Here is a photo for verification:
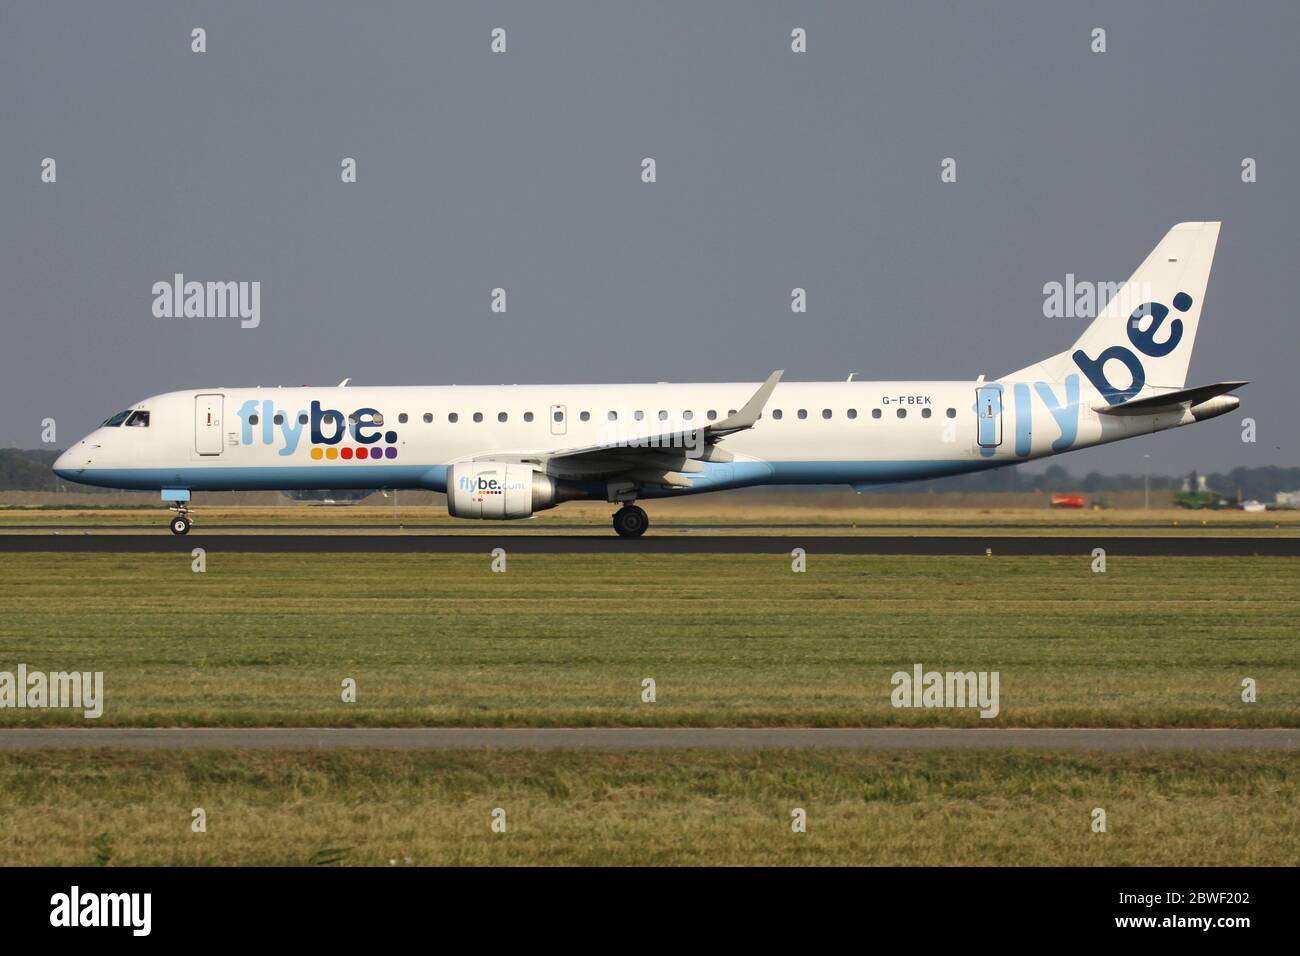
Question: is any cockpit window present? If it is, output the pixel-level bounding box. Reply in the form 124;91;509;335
125;410;150;427
102;409;133;427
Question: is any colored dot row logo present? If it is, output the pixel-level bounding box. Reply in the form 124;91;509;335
310;446;398;461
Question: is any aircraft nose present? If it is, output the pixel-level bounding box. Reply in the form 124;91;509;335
52;449;74;479
53;444;88;479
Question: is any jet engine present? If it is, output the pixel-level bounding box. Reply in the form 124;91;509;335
446;462;562;519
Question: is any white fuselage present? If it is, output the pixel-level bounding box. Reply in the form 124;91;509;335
52;377;1223;501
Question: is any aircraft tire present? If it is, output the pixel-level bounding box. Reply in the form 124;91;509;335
612;505;648;538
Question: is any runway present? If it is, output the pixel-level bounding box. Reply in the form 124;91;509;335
0;728;1295;751
1;534;1297;555
1;520;1287;531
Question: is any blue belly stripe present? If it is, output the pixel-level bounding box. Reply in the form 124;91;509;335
58;458;1005;496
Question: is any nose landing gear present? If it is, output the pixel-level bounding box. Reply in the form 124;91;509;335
612;504;648;538
168;503;192;535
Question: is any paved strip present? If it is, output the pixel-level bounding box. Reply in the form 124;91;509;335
0;728;1295;751
0;534;1295;555
1;521;1287;531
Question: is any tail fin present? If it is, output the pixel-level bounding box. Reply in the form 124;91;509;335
1006;222;1221;403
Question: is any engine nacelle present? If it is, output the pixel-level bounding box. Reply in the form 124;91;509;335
446;463;558;519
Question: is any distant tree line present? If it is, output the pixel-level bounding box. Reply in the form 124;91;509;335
0;448;64;490
3;447;1299;500
882;463;1300;500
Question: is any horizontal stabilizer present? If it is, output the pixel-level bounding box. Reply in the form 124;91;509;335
1094;380;1247;416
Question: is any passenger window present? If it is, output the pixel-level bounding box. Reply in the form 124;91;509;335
897;408;907;418
658;410;668;421
553;410;564;423
125;411;150;427
449;413;459;423
474;412;484;423
872;409;882;419
946;408;957;418
249;414;259;425
498;412;508;423
299;413;309;425
847;409;858;419
707;410;717;421
921;408;932;419
822;409;832;419
634;411;644;421
524;412;534;422
273;413;283;426
580;411;590;422
398;413;408;424
423;413;433;423
608;411;618;421
797;409;808;420
772;409;783;420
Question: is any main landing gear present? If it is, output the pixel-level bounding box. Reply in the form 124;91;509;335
168;502;192;535
612;504;649;538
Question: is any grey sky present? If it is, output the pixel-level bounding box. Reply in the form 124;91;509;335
2;1;1296;476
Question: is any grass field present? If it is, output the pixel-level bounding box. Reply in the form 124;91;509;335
2;552;1295;727
0;749;1294;866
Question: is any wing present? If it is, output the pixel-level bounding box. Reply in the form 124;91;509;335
456;370;783;490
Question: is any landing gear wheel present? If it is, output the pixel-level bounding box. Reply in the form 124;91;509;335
170;515;191;535
612;505;648;538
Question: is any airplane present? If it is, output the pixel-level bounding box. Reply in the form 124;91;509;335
53;222;1245;537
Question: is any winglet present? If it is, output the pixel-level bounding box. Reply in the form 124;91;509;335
710;370;783;436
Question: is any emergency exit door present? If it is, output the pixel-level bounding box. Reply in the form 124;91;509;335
976;385;1002;448
195;393;224;455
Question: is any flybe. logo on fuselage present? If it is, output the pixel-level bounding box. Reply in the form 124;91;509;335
236;399;399;460
1072;293;1192;404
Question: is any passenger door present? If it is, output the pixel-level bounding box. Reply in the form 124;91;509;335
195;394;224;455
976;385;1002;449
